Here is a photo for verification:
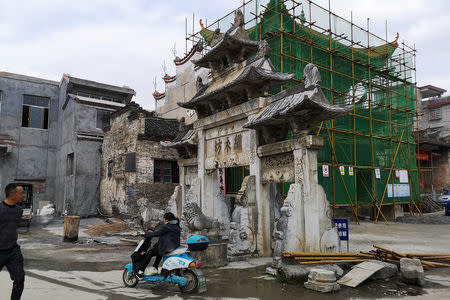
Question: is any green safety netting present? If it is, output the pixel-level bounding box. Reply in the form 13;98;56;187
200;0;419;207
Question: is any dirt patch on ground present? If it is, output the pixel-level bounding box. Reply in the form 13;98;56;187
396;211;450;224
84;222;131;236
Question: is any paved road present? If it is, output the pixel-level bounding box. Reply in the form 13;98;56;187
1;216;450;299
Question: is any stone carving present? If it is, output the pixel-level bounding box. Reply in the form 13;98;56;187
166;185;182;218
183;201;220;232
228;176;257;257
215;139;222;154
224;137;231;153
304;63;322;89
262;153;294;168
136;197;164;228
233;134;242;151
185;177;201;205
272;202;293;268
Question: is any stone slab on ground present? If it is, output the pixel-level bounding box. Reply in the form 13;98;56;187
400;258;425;286
365;259;399;280
265;267;278;276
304;268;340;293
338;261;384;288
304;281;340;293
280;264;344;282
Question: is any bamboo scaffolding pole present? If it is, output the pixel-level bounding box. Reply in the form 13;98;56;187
298;259;369;265
186;0;418;216
294;256;370;260
374;130;405;223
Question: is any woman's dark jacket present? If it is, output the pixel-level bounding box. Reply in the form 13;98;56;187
145;220;180;255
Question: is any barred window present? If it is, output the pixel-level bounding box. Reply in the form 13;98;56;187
429;107;442;120
154;160;179;183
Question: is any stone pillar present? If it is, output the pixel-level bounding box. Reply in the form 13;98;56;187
293;133;324;252
179;162;186;206
198;129;206;213
248;128;271;256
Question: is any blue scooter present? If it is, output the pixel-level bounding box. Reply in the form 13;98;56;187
122;234;208;294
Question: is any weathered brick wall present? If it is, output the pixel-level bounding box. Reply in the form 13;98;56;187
100;108;180;217
135;182;179;209
434;149;450;192
136;140;178;184
100;109;142;215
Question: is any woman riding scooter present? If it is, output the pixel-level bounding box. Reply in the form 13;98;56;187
136;212;180;280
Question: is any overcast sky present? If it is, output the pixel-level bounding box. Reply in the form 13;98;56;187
1;0;449;109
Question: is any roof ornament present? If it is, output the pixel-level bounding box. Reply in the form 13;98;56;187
172;43;179;59
210;28;221;47
196;76;205;92
304;63;322;89
153;76;157;91
257;40;271;59
162;60;167;76
234;9;244;27
300;7;306;25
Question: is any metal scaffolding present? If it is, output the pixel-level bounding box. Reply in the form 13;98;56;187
186;0;421;223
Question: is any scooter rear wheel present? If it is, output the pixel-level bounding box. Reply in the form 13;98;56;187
178;270;198;294
122;269;139;287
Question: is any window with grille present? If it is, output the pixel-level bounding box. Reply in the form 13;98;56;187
429;107;442;120
225;166;250;194
125;153;136;172
154;160;179;183
22;95;50;129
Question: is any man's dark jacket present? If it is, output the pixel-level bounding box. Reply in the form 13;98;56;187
145;220;180;255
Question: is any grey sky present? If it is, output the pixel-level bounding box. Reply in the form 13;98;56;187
1;0;449;109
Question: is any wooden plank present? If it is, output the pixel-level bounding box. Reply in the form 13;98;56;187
337;261;384;288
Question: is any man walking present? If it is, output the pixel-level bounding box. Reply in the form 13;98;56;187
0;183;25;300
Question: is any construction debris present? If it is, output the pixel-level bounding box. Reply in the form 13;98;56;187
282;245;450;268
419;195;443;213
400;258;425;286
84;221;131;236
304;268;340;293
337;261;384;287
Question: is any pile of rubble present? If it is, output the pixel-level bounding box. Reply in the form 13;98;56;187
84;218;132;236
269;245;450;293
419;195;443;213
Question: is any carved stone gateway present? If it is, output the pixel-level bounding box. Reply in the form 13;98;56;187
244;63;352;267
162;8;352;263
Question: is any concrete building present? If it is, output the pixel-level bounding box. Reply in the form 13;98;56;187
0;71;135;216
99;103;180;218
0;72;60;213
417;85;450;195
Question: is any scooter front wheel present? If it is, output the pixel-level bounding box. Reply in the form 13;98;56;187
122;269;139;287
178;270;198;294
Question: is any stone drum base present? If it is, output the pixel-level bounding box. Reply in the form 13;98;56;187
189;234;228;267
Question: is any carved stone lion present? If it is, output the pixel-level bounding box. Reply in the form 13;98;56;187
183;201;220;232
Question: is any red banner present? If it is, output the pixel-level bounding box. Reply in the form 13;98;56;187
415;150;430;161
